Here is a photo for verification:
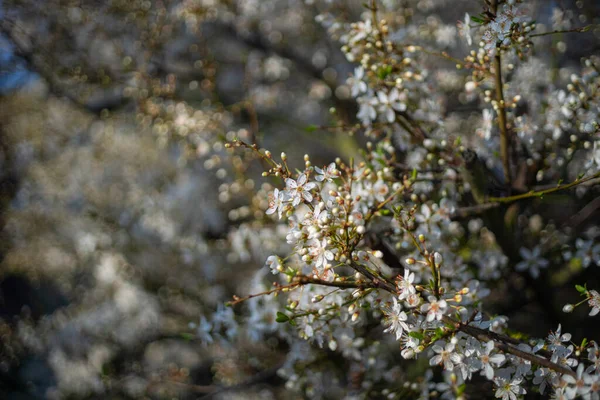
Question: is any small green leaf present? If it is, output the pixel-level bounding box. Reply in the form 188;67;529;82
180;333;195;341
305;124;318;133
411;168;418;181
377;65;393;80
575;284;587;294
470;15;485;24
409;331;425;340
276;311;290;323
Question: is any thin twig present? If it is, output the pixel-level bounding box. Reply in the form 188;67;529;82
530;25;597;38
488;171;600;204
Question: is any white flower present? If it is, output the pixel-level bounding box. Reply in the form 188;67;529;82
372;179;390;202
377;88;407;123
357;93;378;125
459;12;473;46
397;269;416;300
586;341;600;373
265;255;283;275
315;162;338;182
479;341;505;380
494;377;526;400
347;66;367;97
310;238;334;269
349;19;372;44
421;296;448;322
588;290;600;316
573;238;600;268
382;297;409;340
547;324;572;351
533;367;556;395
266;188;284;218
285;173;317;206
515;246;549;278
196;315;214;345
477;108;494;140
562;364;593;399
429;341;462;370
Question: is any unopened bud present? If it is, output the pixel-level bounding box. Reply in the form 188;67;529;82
405;257;416;265
312;295;324;303
433;252;443;268
562;304;574;313
418;234;425;243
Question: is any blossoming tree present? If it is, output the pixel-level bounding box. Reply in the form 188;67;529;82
2;0;600;398
217;1;600;399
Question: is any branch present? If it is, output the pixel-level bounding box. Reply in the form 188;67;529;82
487;171;600;204
450;202;501;220
293;275;379;290
491;0;511;187
227;282;300;306
451;318;576;378
530;25;597;38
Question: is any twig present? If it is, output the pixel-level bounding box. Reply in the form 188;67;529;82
487;171;600;204
293;275;378;290
530;25;597;38
226;283;300;306
452;319;575;378
450;202;501;220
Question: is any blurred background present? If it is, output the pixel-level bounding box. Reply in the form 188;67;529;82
1;0;600;399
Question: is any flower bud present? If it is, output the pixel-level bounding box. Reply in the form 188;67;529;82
433;252;443;268
312;295;324;303
562;304;574;313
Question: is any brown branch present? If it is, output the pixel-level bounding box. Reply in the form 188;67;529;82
488;171;600;203
530;25;597;38
491;0;511;187
226;283;300;306
450;202;501;220
293;275;379;290
451;319;575;378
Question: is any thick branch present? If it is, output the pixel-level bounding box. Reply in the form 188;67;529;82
491;0;511;187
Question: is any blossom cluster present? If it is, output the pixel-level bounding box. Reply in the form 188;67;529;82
203;1;600;399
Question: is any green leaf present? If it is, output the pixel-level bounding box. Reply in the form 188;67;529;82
180;332;195;341
377;65;393;80
575;284;587;294
276;311;290;323
305;124;318;133
411;168;418;181
470;15;485;24
409;331;425;340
